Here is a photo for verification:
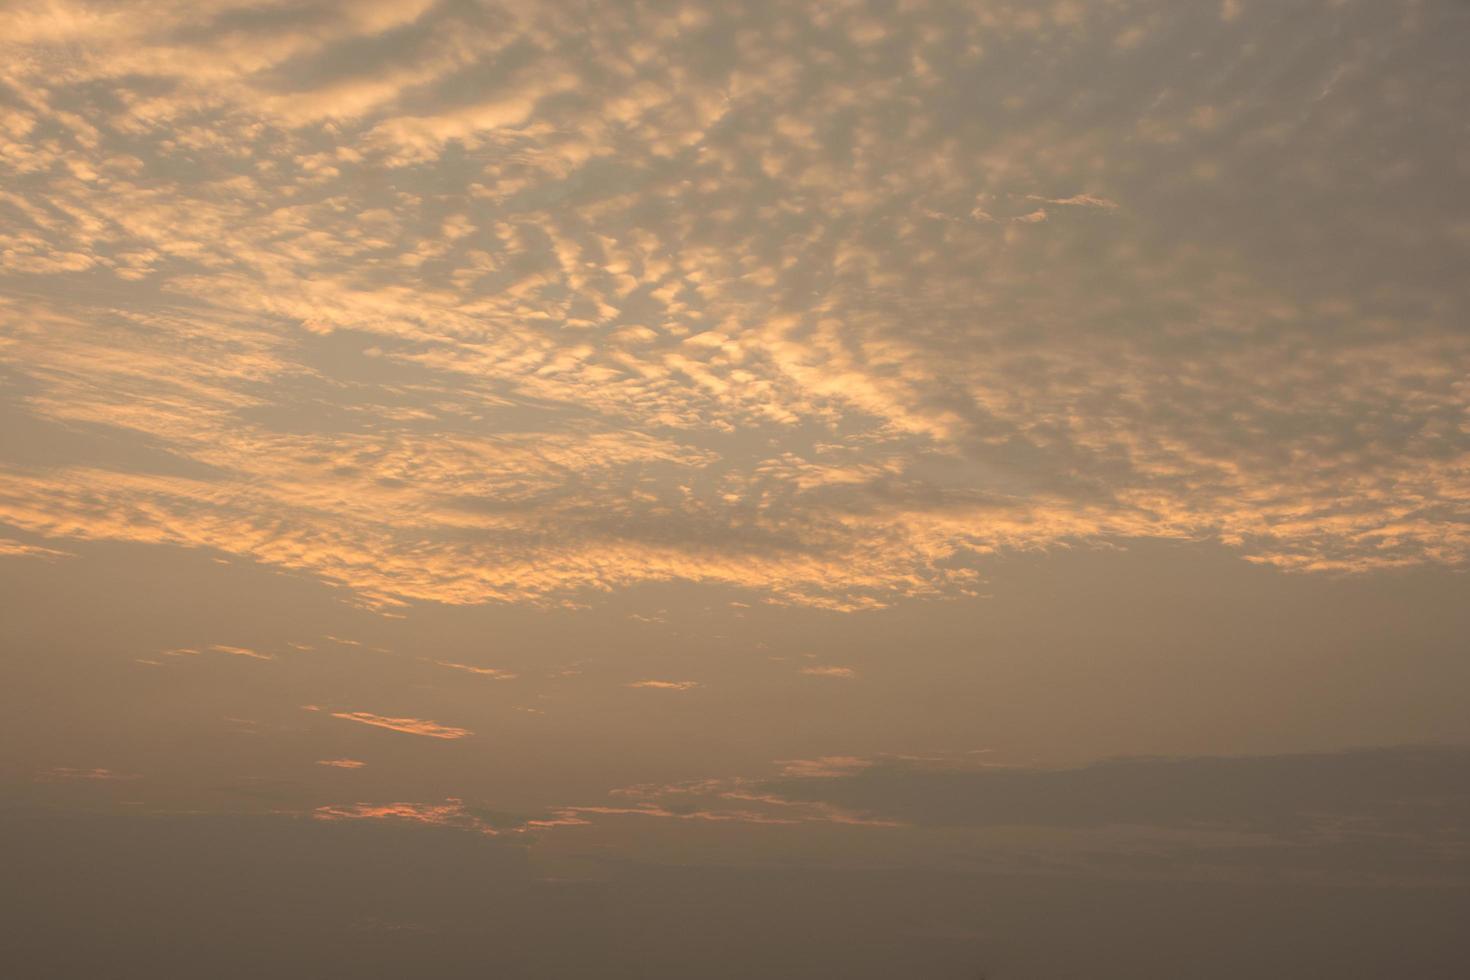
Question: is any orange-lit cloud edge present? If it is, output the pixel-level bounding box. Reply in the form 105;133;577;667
0;0;1464;615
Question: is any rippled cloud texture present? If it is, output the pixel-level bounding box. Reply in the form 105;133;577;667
2;0;1466;611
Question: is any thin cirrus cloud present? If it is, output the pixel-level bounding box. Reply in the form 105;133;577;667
800;666;856;680
328;711;473;740
0;0;1464;615
434;660;517;680
313;799;498;836
776;756;873;778
0;537;70;559
626;680;700;691
208;644;274;661
35;767;139;782
316;759;366;769
153;645;272;662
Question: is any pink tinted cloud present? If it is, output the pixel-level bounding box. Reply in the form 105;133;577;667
329;711;473;739
800;665;856;679
777;756;873;778
313;798;496;835
435;660;518;679
36;767;139;782
209;644;274;661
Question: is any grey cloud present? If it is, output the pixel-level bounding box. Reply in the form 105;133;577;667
762;745;1470;843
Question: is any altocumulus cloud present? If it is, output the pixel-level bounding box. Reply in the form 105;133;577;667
0;0;1465;612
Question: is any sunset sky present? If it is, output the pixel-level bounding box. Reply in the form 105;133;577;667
2;1;1468;976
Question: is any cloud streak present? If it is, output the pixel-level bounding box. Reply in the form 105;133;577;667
800;666;856;679
313;798;497;835
328;711;472;740
434;661;517;680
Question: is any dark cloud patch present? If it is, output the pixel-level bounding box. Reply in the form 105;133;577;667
764;745;1470;842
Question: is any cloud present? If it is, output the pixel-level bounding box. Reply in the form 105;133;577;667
35;767;139;782
776;756;872;778
540;803;802;827
328;711;472;740
761;746;1470;839
316;759;366;769
0;537;70;559
565;746;1470;885
799;666;856;679
313;798;497;835
434;661;517;680
208;644;273;661
593;773;903;830
1026;193;1120;210
0;0;1465;614
626;680;699;691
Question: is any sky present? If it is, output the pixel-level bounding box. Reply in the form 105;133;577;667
1;0;1467;976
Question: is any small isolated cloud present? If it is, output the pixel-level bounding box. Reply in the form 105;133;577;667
436;660;517;680
36;767;138;782
209;644;274;661
800;666;857;679
317;759;366;769
329;711;473;739
1026;193;1120;210
627;680;700;691
597;773;901;829
777;756;873;778
313;798;497;836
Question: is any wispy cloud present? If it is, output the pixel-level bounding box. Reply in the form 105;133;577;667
35;767;138;782
316;759;367;769
313;798;497;835
435;661;517;680
1025;193;1120;210
0;537;70;559
777;756;873;778
209;644;273;661
329;711;472;740
800;666;856;679
626;680;700;691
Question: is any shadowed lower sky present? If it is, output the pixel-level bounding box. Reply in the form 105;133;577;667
1;1;1468;976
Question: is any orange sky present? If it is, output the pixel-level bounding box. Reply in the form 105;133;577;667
2;1;1467;976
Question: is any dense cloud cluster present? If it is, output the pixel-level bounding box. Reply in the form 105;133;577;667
2;0;1466;608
